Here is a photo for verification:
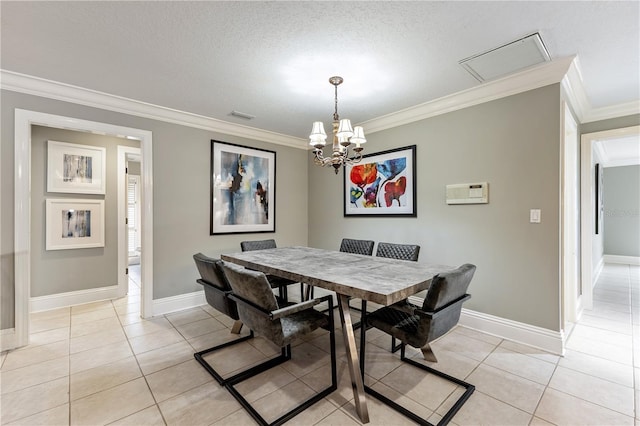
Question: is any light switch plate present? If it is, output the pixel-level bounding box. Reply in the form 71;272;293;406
530;209;541;223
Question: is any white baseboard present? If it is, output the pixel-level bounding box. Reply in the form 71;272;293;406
457;308;565;355
603;255;640;265
152;290;206;317
1;328;17;351
30;285;120;313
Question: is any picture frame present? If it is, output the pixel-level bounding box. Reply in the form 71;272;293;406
46;198;105;250
210;140;276;234
344;145;417;217
47;140;106;194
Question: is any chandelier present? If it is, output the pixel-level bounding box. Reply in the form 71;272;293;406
309;76;366;174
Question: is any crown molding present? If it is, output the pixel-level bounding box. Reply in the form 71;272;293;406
562;57;640;123
593;139;607;163
3;59;638;144
360;56;576;134
583;100;640;123
0;70;307;149
561;57;590;122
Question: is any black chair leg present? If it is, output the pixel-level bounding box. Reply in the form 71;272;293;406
194;330;255;385
361;341;474;426
224;311;338;426
391;336;402;353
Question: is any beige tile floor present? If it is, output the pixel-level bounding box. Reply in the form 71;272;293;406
1;263;638;425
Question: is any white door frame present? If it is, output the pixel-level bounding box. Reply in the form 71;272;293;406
561;102;580;325
117;146;141;297
580;125;640;313
14;109;154;348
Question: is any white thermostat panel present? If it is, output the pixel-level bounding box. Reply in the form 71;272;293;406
446;182;489;204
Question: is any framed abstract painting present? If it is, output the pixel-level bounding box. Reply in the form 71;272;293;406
210;140;276;234
344;145;417;217
47;140;106;194
46;198;105;250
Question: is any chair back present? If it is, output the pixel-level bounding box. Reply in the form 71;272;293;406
220;261;285;343
421;263;475;341
240;239;277;251
339;238;375;256
376;242;420;261
193;253;239;320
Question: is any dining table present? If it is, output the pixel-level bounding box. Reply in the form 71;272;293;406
221;246;454;424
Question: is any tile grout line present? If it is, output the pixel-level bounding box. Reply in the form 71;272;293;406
113;286;168;425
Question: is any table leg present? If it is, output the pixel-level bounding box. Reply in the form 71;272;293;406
337;293;369;424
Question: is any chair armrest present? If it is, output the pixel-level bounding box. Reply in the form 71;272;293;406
415;294;471;318
269;295;332;320
228;294;272;318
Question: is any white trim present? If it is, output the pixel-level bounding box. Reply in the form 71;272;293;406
359;56;575;134
603;255;640;265
14;110;31;348
604;157;640;168
1;70;305;150
152;290;206;317
580;133;595;311
30;286;119;313
458;308;565;356
1;329;17;352
406;296;564;355
118;146;141;299
562;54;640;122
560;57;590;123
561;101;580;325
4;58;637;150
14;109;154;350
584;101;640;124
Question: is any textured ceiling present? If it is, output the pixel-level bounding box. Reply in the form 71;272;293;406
1;1;639;140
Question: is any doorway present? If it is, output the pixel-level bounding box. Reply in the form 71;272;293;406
117;146;142;299
580;125;640;314
13;109;154;349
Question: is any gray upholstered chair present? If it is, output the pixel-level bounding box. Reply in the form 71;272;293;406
360;264;476;426
240;239;299;301
376;241;420;261
340;238;375;256
374;242;420;350
192;253;254;385
334;238;376;321
221;261;337;426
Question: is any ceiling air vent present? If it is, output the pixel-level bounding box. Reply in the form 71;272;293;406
459;32;551;82
230;110;255;120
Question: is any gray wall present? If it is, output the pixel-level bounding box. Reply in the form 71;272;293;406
581;114;640;135
309;84;562;331
603;165;640;257
30;126;139;297
1;90;309;329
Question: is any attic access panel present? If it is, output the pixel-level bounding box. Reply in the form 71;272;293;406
459;32;551;82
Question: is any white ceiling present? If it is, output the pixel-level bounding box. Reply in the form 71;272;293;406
596;134;640;167
1;1;639;140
